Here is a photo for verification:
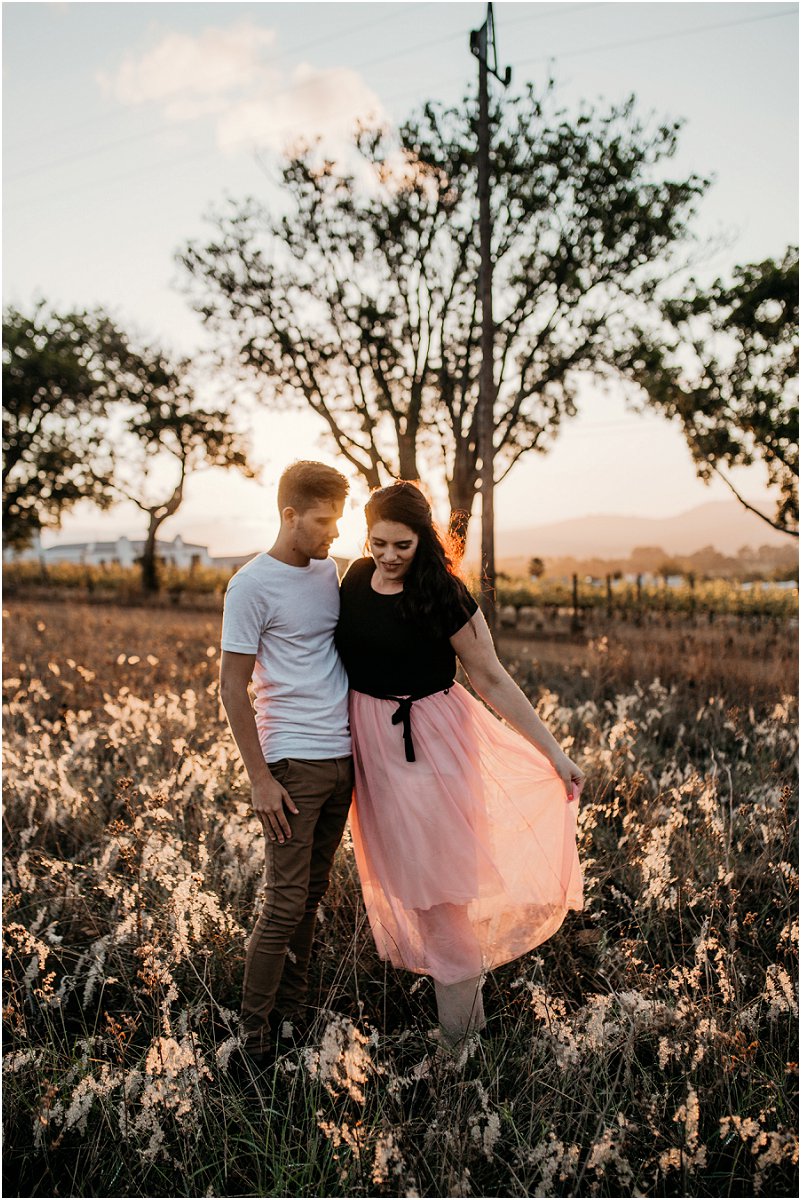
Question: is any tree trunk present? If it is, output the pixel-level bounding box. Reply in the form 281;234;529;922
448;506;472;559
448;459;478;561
138;472;185;595
141;513;162;594
397;432;419;482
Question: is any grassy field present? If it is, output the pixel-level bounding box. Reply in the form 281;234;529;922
2;599;798;1198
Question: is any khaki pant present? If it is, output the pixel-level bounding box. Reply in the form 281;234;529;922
241;755;353;1055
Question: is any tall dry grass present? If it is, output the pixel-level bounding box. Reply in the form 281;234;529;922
2;599;797;1198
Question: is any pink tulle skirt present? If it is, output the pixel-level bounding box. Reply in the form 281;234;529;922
348;683;584;985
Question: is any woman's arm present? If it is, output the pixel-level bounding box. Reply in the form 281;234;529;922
450;611;584;800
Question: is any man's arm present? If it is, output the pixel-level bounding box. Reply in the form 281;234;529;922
219;650;299;843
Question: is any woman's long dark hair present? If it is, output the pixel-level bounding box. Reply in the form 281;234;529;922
365;481;475;636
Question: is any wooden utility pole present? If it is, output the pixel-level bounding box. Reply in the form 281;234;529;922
470;3;510;637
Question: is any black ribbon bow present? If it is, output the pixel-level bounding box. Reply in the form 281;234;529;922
390;696;416;763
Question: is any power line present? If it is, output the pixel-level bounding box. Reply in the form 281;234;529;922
399;4;796;103
342;2;596;72
5;2;597;182
516;2;796;69
3;3;412;158
4;84;389;215
7;126;190;182
5;5;796;215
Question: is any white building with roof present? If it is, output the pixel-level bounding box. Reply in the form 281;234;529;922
4;533;212;568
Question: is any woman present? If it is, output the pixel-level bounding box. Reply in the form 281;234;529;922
335;482;584;1049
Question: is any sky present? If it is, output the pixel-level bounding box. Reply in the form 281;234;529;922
3;0;798;559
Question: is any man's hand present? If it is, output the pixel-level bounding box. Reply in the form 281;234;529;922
251;774;300;844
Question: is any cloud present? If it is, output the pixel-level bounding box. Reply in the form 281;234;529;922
100;24;385;158
98;23;279;121
216;62;384;157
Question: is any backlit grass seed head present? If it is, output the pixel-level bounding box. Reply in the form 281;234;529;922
4;922;50;987
214;1037;239;1073
33;1087;63;1152
126;1032;213;1156
317;1117;370;1183
752;1132;799;1196
635;805;688;911
370;1129;407;1185
585;1116;635;1194
524;1132;582;1192
658;1085;708;1176
720;1115;799;1195
763;964;798;1019
304;1015;381;1102
774;860;799;887
3;1048;43;1073
777;917;799;951
470;1108;502;1160
79;934;112;1006
63;1065;124;1136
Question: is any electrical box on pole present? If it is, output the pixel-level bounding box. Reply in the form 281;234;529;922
470;3;510;639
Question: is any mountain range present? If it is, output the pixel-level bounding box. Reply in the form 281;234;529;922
486;500;793;561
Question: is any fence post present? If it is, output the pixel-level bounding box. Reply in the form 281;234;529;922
571;573;581;633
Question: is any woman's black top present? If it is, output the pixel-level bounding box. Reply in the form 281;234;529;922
335;557;478;697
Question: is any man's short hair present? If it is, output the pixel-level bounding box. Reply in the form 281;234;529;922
277;460;349;515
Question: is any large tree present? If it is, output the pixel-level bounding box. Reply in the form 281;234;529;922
3;305;150;548
179;82;708;544
3;305;254;588
620;246;798;537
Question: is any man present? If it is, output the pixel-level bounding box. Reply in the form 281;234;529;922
220;460;353;1063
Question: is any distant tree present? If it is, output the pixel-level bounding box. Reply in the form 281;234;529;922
757;542;795;567
685;544;732;575
2;304;253;590
3;305;150;549
528;556;545;580
623;246;798;537
179;82;707;546
657;557;682;583
629;545;670;574
114;360;255;592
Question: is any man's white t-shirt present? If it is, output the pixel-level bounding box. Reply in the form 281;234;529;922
221;553;351;762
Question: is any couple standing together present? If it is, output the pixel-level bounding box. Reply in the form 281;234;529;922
220;460;584;1062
